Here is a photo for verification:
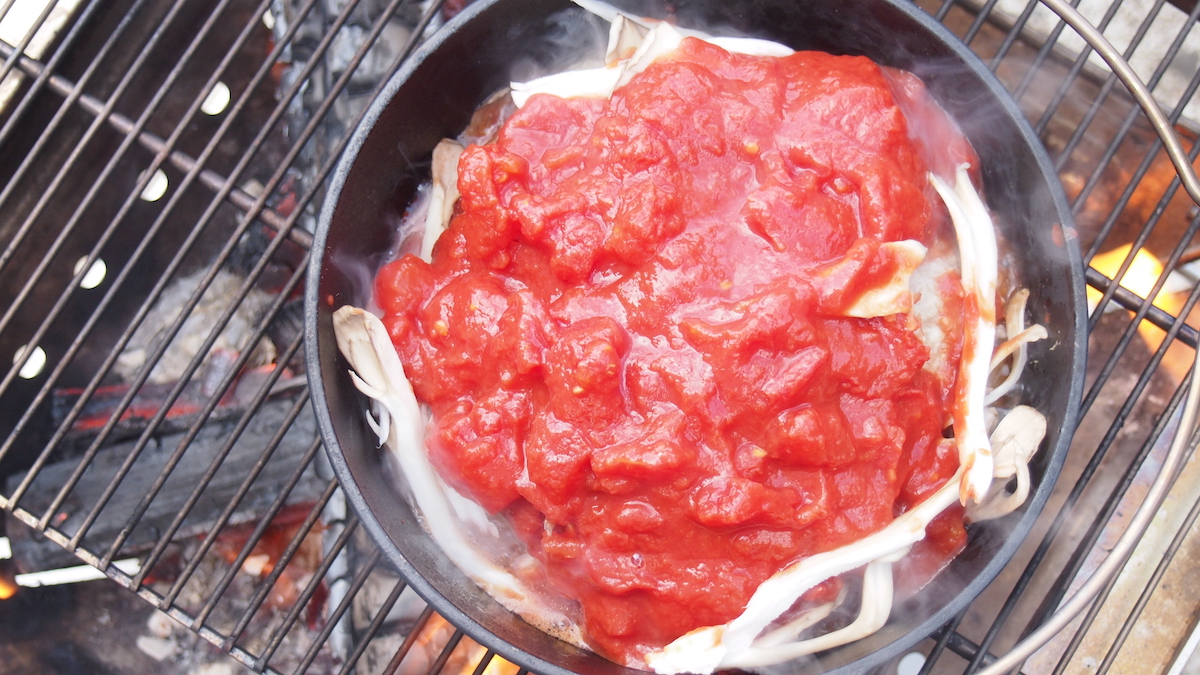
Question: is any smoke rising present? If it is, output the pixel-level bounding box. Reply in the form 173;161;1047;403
506;6;611;84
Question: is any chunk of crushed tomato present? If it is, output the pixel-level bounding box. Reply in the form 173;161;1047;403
375;39;970;666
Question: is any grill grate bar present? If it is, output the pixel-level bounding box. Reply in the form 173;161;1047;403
65;0;435;548
429;629;468;675
0;0;104;148
0;1;16;31
55;245;309;546
1078;82;1200;336
213;478;341;640
1031;0;1138;138
1078;118;1183;266
336;576;410;675
1050;569;1118;675
0;0;342;523
1087;253;1200;426
1021;361;1191;647
1094;438;1200;673
1009;4;1067;99
935;0;956;22
158;427;321;608
4;0;1200;672
1067;15;1200;266
985;0;1046;72
469;651;501;675
0;0;235;360
946;630;1002;669
1029;0;1140;139
255;512;361;668
1079;147;1200;412
0;0;333;493
291;548;383;675
120;326;309;578
136;381;314;586
0;1;461;672
0;0;318;488
1081;189;1200;419
119;567;328;674
0;1;254;490
139;579;282;672
24;0;386;525
93;260;309;565
919;616;967;675
1023;370;1195;642
383;604;439;675
2;0;326;480
6;0;448;547
0;0;177;295
1053;1;1193;183
964;242;1200;670
959;359;1189;670
0;11;279;480
1054;429;1200;674
26;0;425;529
1085;267;1200;346
921;6;1200;667
931;5;1187;664
472;648;501;672
962;0;1008;47
0;0;57;86
0;15;300;240
5;504;274;670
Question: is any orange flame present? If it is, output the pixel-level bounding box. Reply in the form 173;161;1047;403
1090;244;1191;381
396;614;521;675
1088;245;1181;316
0;575;16;600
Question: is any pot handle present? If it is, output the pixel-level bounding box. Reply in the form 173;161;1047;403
1038;0;1200;205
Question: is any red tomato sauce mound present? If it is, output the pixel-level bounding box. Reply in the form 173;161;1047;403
375;38;972;666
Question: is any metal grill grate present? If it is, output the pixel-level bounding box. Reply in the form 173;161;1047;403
2;0;1200;673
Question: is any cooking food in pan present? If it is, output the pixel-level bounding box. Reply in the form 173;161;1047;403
330;5;1051;672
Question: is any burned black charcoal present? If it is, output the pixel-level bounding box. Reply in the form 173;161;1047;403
266;300;307;374
48;381;242;458
227;225;274;278
6;399;324;573
0;584;71;640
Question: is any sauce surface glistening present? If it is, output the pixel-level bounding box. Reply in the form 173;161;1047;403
375;38;969;666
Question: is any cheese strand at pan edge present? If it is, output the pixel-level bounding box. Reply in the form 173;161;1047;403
510;10;792;107
332;306;587;649
931;165;998;506
645;467;964;674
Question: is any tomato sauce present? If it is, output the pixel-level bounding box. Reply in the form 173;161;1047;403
375;38;968;666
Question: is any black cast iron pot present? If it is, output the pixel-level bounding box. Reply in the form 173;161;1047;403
305;1;1086;672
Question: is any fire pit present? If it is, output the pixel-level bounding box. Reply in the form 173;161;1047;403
2;0;1200;673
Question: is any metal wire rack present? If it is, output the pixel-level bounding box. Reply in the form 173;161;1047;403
3;0;1200;673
